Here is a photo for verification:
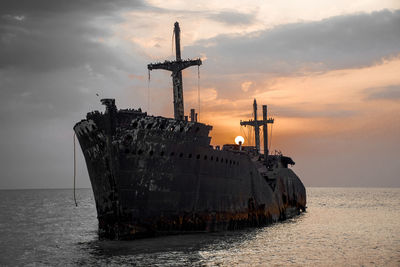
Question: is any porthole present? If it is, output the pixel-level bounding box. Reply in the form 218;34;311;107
216;157;219;162
196;154;200;159
160;151;165;156
204;155;207;160
188;154;192;158
211;156;214;161
138;149;143;155
179;153;183;158
149;150;154;156
170;152;175;156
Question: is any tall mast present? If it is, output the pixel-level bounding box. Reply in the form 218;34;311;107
241;99;274;164
148;22;202;121
174;22;181;61
262;105;270;166
253;99;261;152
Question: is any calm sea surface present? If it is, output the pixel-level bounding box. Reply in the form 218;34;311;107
0;187;399;266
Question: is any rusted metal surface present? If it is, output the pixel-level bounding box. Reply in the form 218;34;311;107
74;99;306;240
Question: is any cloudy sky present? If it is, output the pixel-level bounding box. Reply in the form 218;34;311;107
0;0;399;189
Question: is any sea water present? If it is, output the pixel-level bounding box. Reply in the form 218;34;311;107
0;188;399;266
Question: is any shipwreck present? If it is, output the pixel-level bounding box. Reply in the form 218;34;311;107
74;22;306;239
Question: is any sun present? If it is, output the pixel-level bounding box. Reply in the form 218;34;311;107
235;135;244;145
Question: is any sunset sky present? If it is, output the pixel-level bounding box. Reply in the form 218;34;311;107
0;0;399;189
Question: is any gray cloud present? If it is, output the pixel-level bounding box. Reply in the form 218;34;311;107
0;0;145;17
0;0;145;72
208;11;255;25
364;85;400;101
187;9;400;75
0;0;149;125
0;0;150;189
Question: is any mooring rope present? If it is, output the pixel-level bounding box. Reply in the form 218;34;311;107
73;132;78;207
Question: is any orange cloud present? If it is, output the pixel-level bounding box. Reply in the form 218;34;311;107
193;57;400;149
241;81;253;92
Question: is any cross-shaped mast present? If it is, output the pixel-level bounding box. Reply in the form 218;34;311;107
147;22;202;121
240;99;274;166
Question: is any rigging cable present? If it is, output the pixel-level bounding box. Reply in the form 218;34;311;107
269;122;273;151
172;29;175;57
240;125;248;145
73;132;78;207
248;126;252;146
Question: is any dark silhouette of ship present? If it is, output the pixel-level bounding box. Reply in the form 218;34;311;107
74;22;306;239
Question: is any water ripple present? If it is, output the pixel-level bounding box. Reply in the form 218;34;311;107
0;188;399;266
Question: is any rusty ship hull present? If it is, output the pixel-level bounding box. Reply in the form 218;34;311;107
74;100;306;240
